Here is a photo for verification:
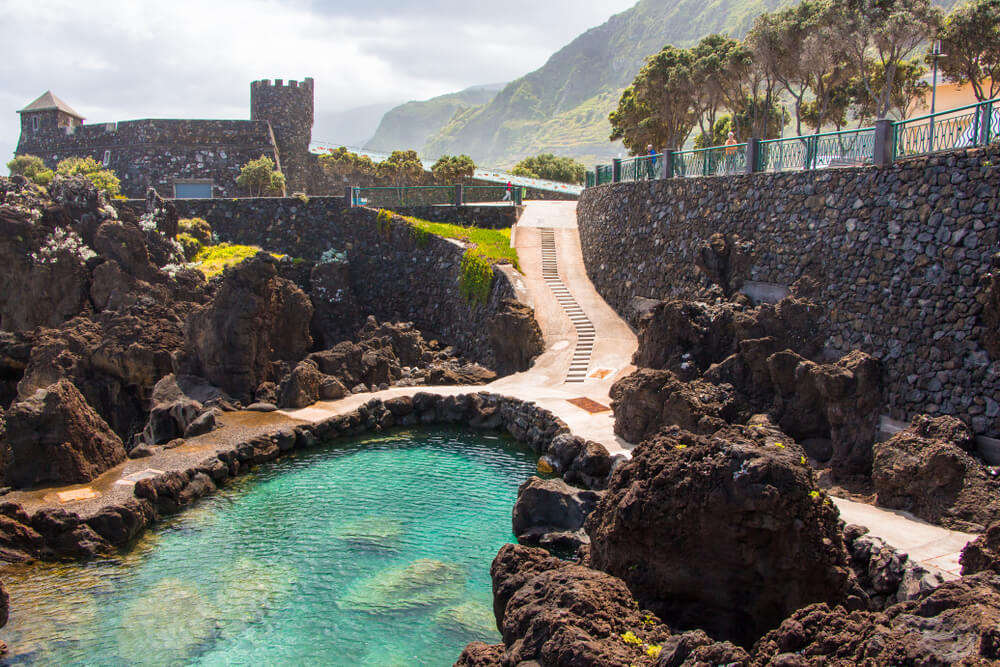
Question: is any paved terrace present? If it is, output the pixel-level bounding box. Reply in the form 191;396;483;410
4;202;977;578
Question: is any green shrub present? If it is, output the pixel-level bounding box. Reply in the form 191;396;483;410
409;225;431;248
176;232;203;261
459;250;494;306
376;208;393;236
178;217;213;245
192;242;284;278
55;156;121;197
7;155;54;186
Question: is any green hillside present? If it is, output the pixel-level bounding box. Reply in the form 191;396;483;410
423;0;797;167
365;85;503;153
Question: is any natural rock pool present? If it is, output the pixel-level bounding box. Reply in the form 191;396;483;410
0;427;540;665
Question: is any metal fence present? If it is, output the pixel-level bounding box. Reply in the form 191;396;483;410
587;96;1000;187
894;98;998;160
673;144;747;177
350;185;520;207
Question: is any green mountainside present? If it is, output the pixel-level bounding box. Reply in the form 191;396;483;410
421;0;796;167
364;85;503;153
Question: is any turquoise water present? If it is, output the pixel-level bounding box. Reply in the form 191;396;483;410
0;428;540;666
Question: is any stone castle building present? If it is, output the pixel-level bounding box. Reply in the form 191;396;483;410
14;78;316;199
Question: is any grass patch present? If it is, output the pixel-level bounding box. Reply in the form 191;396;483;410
399;215;519;270
192;243;284;278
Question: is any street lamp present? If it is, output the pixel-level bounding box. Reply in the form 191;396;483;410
929;39;946;151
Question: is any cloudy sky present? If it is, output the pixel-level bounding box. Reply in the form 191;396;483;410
1;0;637;163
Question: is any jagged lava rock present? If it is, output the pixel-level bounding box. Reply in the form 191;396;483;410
486;298;544;375
4;379;125;487
586;423;858;647
873;414;1000;532
182;253;313;402
961;522;1000;575
511;476;603;551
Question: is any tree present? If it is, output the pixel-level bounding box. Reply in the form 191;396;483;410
318;147;377;179
7;155;53;186
690;35;751;141
431;154;476;184
376;150;426;189
938;0;1000;101
236;155;285;197
831;0;941;119
510;154;585;184
850;58;929;121
56;156;121;197
611;46;699;153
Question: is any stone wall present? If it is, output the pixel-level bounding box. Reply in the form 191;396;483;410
578;145;1000;438
391;205;520;229
16;119;278;199
165;197;517;367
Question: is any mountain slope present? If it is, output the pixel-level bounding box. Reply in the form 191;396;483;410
365;85;503;153
423;0;796;167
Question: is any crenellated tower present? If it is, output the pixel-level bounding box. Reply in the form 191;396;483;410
250;77;314;192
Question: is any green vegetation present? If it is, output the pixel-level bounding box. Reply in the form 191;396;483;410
179;217;212;244
365;85;501;154
611;0;943;153
236;155;285;197
55;156;122;197
6;155;53;186
376;150;425;188
430;154;476;184
192;243;284;278
459;250;494;305
938;0;1000;101
510;154;585;184
376;208;393;236
400;216;518;269
318;146;378;180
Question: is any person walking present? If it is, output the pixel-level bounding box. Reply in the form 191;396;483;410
646;144;657;179
502;181;512;201
724;131;739;174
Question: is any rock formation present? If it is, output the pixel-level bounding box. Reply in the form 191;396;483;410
981;252;1000;360
4;379;125;486
511;476;603;551
586;421;859;646
961;522;1000;575
181;252;313;402
873;415;1000;532
695;232;753;297
486;299;544;375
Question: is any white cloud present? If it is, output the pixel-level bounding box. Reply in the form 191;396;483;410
0;0;636;163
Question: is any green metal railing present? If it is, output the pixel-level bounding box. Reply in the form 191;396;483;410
586;171;595;188
464;186;518;204
595;164;614;185
586;95;1000;188
758;127;875;172
618;154;667;181
673;144;747;177
893;98;998;159
353;186;454;208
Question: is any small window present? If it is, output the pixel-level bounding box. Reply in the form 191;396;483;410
102;150;111;166
31;117;38;131
174;182;214;199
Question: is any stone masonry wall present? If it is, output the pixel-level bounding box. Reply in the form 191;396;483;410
166;197;517;367
578;145;1000;438
17;119;278;199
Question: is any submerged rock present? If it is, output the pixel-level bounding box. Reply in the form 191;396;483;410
116;579;218;666
339;558;464;613
333;516;404;550
434;601;498;640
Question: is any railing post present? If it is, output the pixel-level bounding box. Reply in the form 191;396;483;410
980;101;993;145
514;186;523;205
873;119;894;167
746;139;760;174
344;186;354;208
454;183;464;207
612;158;622;183
664;151;675;178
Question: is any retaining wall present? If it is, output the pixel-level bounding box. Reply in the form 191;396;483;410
166;197;517;367
578;145;1000;437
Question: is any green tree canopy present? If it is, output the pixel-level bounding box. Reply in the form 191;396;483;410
431;154;476;184
850;58;929;121
376;150;425;188
938;0;1000;101
831;0;941;119
510;154;585;184
56;156;121;197
318;147;377;178
7;154;54;186
236;155;285;197
611;45;699;153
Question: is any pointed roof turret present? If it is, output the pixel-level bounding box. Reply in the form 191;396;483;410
17;91;84;120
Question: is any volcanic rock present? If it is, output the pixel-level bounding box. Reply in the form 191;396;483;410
695;232;753;297
586;423;858;646
4;379;126;487
310;258;362;348
751;573;1000;666
487;299;544;375
181;253;313;402
511;476;603;551
981;252;1000;360
609;368;741;443
873;414;1000;532
961;522;1000;575
426;362;497;385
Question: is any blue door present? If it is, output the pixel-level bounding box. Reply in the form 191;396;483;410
174;183;213;198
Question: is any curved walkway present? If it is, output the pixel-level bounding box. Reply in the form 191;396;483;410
3;200;978;580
